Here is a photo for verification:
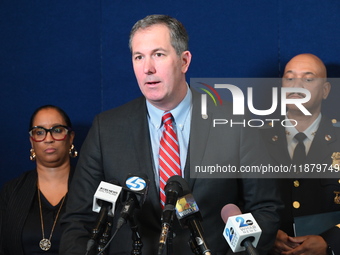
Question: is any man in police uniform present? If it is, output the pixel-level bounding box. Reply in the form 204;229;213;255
260;53;340;255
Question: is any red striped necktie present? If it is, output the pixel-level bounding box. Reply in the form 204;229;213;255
159;111;181;208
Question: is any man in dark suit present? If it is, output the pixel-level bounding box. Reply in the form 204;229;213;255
260;53;340;255
60;14;282;255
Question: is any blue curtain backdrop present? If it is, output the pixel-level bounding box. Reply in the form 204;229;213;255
1;0;340;187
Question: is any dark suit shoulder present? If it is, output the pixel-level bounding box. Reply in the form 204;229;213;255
99;96;145;118
0;169;36;195
111;96;145;113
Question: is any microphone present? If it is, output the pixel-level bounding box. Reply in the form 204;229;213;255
91;174;149;255
86;180;122;254
116;173;150;230
221;204;261;255
158;175;186;255
92;180;122;217
175;186;211;255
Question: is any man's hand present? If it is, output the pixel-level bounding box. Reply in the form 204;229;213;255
281;235;328;255
270;230;300;255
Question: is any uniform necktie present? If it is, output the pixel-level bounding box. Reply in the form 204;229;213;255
159;112;181;208
292;132;307;166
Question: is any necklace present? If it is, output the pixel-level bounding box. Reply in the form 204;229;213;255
37;186;66;251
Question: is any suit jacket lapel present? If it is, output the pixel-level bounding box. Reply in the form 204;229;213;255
187;89;214;189
128;98;160;206
131;89;215;197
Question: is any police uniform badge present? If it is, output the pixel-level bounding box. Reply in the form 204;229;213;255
331;152;340;170
334;191;340;205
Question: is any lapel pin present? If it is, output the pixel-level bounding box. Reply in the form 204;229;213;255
325;135;332;141
272;135;278;142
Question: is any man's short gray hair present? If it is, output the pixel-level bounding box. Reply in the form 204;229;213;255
129;14;189;56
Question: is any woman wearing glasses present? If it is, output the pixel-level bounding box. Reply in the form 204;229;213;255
0;105;77;255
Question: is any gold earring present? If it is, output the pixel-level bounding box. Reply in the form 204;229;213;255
30;148;36;161
69;144;78;158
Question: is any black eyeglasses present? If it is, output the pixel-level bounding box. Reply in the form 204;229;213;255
29;125;71;142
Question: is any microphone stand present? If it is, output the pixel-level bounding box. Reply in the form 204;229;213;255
188;232;212;255
129;216;143;255
166;227;174;255
189;236;201;255
97;217;114;255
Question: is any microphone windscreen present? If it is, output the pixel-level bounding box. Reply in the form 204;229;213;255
221;203;242;223
165;175;189;194
123;173;150;208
